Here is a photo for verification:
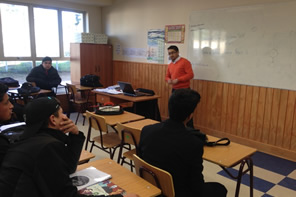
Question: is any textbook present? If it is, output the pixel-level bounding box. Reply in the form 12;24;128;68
70;166;111;190
78;179;126;196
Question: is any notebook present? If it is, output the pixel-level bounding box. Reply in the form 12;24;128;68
117;81;151;97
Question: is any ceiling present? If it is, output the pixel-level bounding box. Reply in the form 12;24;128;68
55;0;113;6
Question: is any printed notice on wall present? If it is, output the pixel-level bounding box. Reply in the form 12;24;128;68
147;29;165;64
165;24;185;43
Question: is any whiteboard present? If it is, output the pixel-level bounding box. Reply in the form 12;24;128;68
188;1;296;91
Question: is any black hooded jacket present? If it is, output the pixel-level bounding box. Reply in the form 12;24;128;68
26;65;61;90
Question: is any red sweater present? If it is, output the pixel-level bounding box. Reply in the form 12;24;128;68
165;57;194;89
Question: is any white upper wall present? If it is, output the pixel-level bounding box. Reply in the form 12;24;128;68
102;0;294;63
4;0;102;33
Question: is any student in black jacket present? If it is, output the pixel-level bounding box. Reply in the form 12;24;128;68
139;89;227;197
0;97;138;197
26;56;61;91
0;83;14;166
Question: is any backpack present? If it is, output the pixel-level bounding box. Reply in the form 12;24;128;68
17;82;40;95
80;74;103;87
0;77;19;87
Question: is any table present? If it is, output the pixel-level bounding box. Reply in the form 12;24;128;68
203;136;257;197
92;111;145;127
92;90;160;104
8;89;53;104
78;150;95;165
92;90;161;121
77;158;161;197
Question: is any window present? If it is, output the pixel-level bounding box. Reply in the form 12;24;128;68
62;11;84;57
0;3;85;85
0;4;31;57
0;61;33;84
34;7;60;57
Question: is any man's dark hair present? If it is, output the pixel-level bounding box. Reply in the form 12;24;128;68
167;45;179;52
0;83;8;102
168;89;201;122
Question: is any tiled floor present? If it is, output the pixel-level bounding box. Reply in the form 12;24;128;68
73;113;296;197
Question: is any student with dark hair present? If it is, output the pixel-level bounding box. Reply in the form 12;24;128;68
0;83;14;166
26;56;61;91
0;97;138;197
139;89;227;197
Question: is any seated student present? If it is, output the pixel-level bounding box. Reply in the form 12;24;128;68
26;56;61;92
0;97;138;197
139;89;227;197
0;83;14;166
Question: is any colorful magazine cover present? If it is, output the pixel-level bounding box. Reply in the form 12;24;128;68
78;180;126;196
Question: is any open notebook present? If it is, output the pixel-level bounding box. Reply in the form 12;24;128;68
70;166;111;190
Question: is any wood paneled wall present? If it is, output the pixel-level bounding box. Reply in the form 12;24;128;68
113;60;296;161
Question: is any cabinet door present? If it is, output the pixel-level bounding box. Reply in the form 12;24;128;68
95;45;113;87
80;44;98;76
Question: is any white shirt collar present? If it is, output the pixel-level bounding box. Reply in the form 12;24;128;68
172;56;181;64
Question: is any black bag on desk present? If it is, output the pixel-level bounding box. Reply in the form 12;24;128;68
17;82;40;95
80;74;103;88
136;88;155;96
0;77;19;87
188;128;230;147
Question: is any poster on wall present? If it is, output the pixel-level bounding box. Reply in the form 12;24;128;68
147;29;165;64
122;47;147;58
165;24;185;43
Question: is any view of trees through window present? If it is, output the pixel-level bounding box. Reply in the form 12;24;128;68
0;3;85;84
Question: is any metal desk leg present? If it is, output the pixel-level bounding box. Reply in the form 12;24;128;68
221;157;254;197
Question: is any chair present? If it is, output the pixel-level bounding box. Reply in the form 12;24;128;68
116;122;142;171
65;83;90;125
133;154;175;197
85;111;122;160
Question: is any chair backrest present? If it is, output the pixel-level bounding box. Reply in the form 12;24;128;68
65;83;78;100
116;122;141;146
85;111;108;133
133;154;175;197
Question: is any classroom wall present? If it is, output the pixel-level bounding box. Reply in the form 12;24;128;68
102;0;294;62
4;0;102;33
102;0;296;161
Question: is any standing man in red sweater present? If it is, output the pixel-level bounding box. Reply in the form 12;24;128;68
166;45;195;127
165;45;194;91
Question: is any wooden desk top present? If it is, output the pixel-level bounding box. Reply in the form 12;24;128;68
60;81;96;91
122;119;159;131
91;111;145;126
77;158;161;197
92;90;160;103
203;136;257;168
79;150;95;164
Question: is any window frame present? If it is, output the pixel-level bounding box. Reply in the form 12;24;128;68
0;1;86;67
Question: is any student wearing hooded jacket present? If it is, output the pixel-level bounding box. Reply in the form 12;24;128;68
26;56;62;91
0;97;138;197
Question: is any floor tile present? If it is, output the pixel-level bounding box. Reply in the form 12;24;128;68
288;170;296;179
252;152;296;176
278;177;296;191
218;168;275;193
266;184;296;197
